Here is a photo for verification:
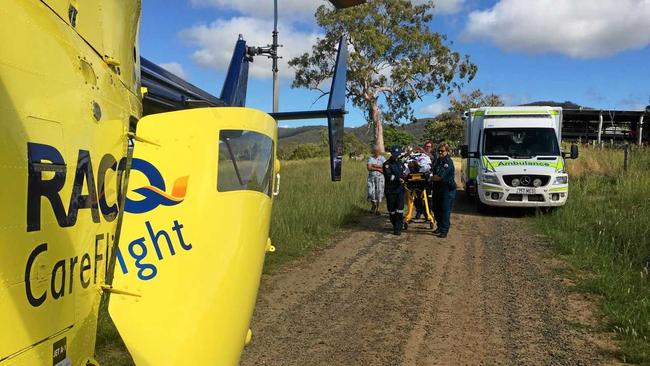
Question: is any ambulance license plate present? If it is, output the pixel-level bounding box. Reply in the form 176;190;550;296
516;187;536;194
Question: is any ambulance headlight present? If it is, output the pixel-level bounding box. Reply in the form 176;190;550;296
481;173;499;185
533;178;542;187
554;175;568;185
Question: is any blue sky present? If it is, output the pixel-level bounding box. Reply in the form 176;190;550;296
140;0;650;127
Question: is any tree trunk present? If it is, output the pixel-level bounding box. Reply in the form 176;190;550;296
370;100;384;152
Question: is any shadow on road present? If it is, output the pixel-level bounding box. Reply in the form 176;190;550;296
452;189;538;218
356;187;543;236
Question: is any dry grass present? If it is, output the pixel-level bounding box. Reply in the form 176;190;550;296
565;145;623;178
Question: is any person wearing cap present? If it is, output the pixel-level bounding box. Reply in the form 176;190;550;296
383;145;406;235
430;142;457;238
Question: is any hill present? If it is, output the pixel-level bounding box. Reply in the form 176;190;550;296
521;101;586;109
278;119;428;153
277;100;587;153
278;126;325;147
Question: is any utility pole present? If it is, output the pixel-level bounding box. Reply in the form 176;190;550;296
250;0;363;113
247;0;281;113
272;0;279;113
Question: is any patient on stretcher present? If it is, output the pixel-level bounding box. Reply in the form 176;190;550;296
402;152;433;224
403;152;432;175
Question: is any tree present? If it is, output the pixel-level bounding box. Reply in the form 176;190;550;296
425;89;504;148
343;133;369;155
424;112;463;148
289;0;477;152
322;128;370;155
383;124;415;147
448;89;504;114
288;143;327;160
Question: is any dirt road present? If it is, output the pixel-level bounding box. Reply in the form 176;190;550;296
241;191;619;366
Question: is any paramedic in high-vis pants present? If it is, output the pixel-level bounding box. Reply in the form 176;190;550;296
431;143;457;238
383;145;406;236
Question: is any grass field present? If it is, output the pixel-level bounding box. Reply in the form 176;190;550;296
532;145;650;364
265;158;368;271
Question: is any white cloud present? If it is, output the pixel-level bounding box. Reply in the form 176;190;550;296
159;62;188;79
189;0;323;21
180;17;320;79
463;0;650;58
180;0;463;81
434;0;464;14
419;100;449;116
416;0;465;14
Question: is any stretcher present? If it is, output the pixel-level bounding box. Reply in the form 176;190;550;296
403;173;435;230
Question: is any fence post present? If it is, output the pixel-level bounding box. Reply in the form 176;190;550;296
597;112;603;144
638;115;644;147
624;144;629;171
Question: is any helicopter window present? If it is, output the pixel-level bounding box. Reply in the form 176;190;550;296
218;130;274;196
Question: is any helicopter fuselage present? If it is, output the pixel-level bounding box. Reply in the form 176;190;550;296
0;1;140;365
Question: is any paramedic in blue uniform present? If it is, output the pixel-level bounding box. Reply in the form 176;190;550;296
430;143;456;238
383;145;406;236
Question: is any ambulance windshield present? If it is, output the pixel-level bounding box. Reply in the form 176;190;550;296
483;128;560;158
218;130;274;196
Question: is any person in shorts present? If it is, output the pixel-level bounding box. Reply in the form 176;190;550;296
366;145;385;215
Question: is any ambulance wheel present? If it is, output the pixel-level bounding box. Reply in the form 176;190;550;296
539;207;555;215
477;200;490;214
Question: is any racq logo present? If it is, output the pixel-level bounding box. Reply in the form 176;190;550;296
117;158;193;281
23;145;193;307
125;158;189;214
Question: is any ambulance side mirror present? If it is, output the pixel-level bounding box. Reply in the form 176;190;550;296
570;144;579;159
460;145;478;159
563;144;579;159
460;145;468;158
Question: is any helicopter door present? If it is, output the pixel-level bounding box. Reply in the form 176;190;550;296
109;107;277;365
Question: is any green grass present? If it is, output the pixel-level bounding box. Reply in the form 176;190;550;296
532;146;650;364
95;158;369;363
96;299;133;365
265;158;368;271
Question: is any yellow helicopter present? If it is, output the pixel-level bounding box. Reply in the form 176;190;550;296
0;0;360;365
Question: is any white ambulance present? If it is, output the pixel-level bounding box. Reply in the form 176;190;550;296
460;106;579;208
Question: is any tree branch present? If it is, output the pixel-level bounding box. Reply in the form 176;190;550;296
310;88;330;106
375;86;395;94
